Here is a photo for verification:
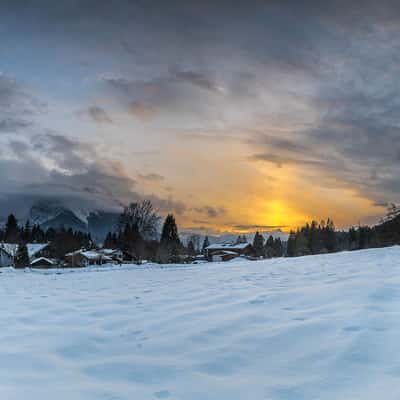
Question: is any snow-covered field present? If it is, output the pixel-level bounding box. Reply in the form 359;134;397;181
2;247;400;399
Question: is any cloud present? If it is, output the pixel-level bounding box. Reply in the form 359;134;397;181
0;74;41;133
129;101;157;121
99;69;223;121
194;206;226;218
138;173;165;182
173;70;222;92
4;0;400;227
0;132;188;219
81;106;113;124
233;224;288;231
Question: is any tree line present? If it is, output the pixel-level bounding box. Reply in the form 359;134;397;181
0;214;93;260
3;201;400;265
285;205;400;257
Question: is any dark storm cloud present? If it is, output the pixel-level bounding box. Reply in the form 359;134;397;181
0;71;186;218
0;131;188;218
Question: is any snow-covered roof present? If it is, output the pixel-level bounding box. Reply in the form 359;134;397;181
205;242;251;251
212;250;239;256
80;251;102;260
100;248;121;255
65;249;81;257
0;243;19;257
27;243;49;258
0;243;49;258
65;249;101;259
30;257;56;266
65;249;116;261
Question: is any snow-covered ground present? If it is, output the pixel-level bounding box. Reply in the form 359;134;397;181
2;247;400;399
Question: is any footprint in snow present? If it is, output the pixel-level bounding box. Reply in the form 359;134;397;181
154;390;171;398
343;325;362;332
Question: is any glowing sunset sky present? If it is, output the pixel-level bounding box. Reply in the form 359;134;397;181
0;1;399;233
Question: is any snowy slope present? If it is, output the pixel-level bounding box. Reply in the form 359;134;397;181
1;247;400;399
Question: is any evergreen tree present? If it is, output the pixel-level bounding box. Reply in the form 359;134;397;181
235;235;247;244
23;220;31;242
265;235;275;258
103;232;116;249
202;236;210;254
286;231;296;257
324;218;336;252
187;240;196;256
273;238;283;257
14;244;29;268
157;214;182;263
5;214;19;243
253;231;265;257
308;220;320;254
295;231;309;256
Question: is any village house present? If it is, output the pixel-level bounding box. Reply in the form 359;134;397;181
99;248;124;263
0;243;51;267
204;242;255;262
27;243;50;262
64;249;113;267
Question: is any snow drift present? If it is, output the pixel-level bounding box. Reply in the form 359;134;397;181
1;247;400;399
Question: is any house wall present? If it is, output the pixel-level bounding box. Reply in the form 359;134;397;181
30;260;53;268
0;250;14;267
65;254;86;267
65;254;104;267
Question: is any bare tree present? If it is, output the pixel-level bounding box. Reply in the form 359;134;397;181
118;200;161;239
187;234;201;254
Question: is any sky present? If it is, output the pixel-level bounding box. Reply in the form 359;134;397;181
0;0;399;234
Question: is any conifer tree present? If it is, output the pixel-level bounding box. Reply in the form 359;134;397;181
202;236;210;254
157;214;182;263
103;232;116;248
187;240;196;256
5;214;19;243
265;235;275;258
286;231;296;257
253;231;265;257
273;238;283;257
15;244;29;268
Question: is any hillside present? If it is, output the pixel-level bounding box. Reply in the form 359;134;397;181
1;247;400;399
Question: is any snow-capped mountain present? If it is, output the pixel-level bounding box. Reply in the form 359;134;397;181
28;200;86;227
27;200;120;242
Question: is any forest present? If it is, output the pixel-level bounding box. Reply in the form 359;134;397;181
1;201;400;265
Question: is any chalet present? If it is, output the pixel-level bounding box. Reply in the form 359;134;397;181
99;248;123;263
64;249;113;267
205;242;255;262
0;243;51;267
